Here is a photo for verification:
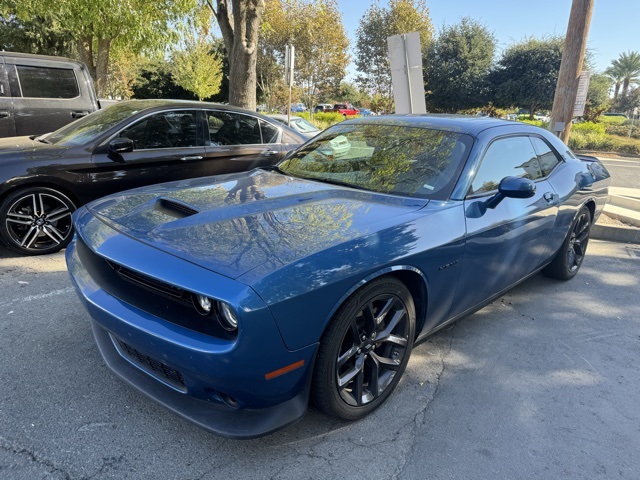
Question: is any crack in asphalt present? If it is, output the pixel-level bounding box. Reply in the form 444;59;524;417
0;435;73;479
391;325;456;480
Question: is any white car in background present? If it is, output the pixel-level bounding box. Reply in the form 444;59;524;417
269;114;322;139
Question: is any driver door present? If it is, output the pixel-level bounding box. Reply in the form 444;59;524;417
450;135;559;318
90;109;206;195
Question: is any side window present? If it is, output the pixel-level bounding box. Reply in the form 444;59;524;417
260;119;280;144
530;136;561;176
15;65;79;99
206;111;262;145
119;110;198;150
470;136;543;195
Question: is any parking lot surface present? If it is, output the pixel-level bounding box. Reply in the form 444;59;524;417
1;240;639;479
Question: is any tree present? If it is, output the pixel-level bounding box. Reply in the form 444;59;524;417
205;0;266;109
582;73;612;122
258;0;350;110
354;0;433;111
131;58;197;100
291;0;350;109
2;0;198;97
612;87;640;115
491;37;564;118
171;7;224;101
0;13;73;56
605;51;640;99
424;18;496;112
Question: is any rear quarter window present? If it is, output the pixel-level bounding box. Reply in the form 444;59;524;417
15;65;79;99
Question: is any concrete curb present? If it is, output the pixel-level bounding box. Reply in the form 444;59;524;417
591;224;640;244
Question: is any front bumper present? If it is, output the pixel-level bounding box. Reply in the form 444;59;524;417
66;209;317;438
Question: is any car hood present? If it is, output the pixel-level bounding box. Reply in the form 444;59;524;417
85;169;428;279
0;135;67;158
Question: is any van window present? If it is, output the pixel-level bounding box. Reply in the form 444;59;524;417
15;65;79;99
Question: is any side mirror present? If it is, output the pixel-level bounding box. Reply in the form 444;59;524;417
485;176;536;209
108;137;134;154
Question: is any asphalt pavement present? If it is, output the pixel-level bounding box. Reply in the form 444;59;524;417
0;239;639;480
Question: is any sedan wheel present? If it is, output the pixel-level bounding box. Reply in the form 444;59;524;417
0;187;76;255
313;277;415;420
543;206;592;280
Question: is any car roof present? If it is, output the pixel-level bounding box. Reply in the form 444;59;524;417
1;51;86;68
343;114;529;136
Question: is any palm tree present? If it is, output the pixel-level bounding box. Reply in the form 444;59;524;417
606;51;640;98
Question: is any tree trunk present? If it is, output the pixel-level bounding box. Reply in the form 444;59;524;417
76;37;95;80
622;78;630;98
228;42;258;108
94;38;111;98
209;0;265;110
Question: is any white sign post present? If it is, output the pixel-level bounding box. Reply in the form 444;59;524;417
387;32;426;114
572;71;591;118
284;45;295;126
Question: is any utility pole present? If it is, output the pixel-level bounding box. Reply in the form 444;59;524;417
549;0;594;143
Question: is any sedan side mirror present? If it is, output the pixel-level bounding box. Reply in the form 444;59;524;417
485;176;536;209
108;137;134;154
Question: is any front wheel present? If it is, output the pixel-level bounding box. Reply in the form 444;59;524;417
543;205;592;280
312;277;415;421
0;187;76;255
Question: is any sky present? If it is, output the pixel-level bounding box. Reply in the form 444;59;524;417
335;0;639;77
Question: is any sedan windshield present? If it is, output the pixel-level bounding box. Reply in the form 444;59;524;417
44;102;147;146
291;118;320;133
279;123;472;199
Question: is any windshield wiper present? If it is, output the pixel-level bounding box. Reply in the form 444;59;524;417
34;135;51;144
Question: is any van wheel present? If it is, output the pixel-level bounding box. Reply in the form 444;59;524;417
0;187;76;255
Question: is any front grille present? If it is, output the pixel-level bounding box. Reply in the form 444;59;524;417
113;336;187;391
106;260;193;305
75;236;237;340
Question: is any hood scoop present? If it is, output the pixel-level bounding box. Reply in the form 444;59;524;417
155;198;200;218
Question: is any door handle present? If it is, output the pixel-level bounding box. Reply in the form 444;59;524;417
71;110;90;118
261;149;279;156
0;110;9;118
180;155;204;161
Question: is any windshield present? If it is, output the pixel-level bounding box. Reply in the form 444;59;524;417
45;102;146;146
292;118;320;133
279;123;472;199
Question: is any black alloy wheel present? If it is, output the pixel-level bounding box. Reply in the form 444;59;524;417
543;205;592;280
0;187;76;255
313;277;415;420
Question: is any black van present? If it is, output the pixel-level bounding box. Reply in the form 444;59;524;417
0;52;99;138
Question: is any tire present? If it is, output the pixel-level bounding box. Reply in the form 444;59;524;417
0;187;77;255
543;206;592;280
312;277;416;421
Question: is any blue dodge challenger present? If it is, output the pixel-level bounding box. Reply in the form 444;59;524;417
66;116;610;438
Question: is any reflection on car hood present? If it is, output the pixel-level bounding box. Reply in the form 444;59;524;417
86;169;428;279
0;135;66;157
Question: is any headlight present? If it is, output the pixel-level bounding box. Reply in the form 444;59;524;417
218;302;238;331
194;294;213;316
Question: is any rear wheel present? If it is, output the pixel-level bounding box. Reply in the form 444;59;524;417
312;277;415;420
543;206;592;280
0;187;76;255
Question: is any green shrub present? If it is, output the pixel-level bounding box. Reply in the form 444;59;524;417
572;121;605;135
604;124;640;139
569;129;640;155
299;111;345;130
518;119;546;128
599;115;627;125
